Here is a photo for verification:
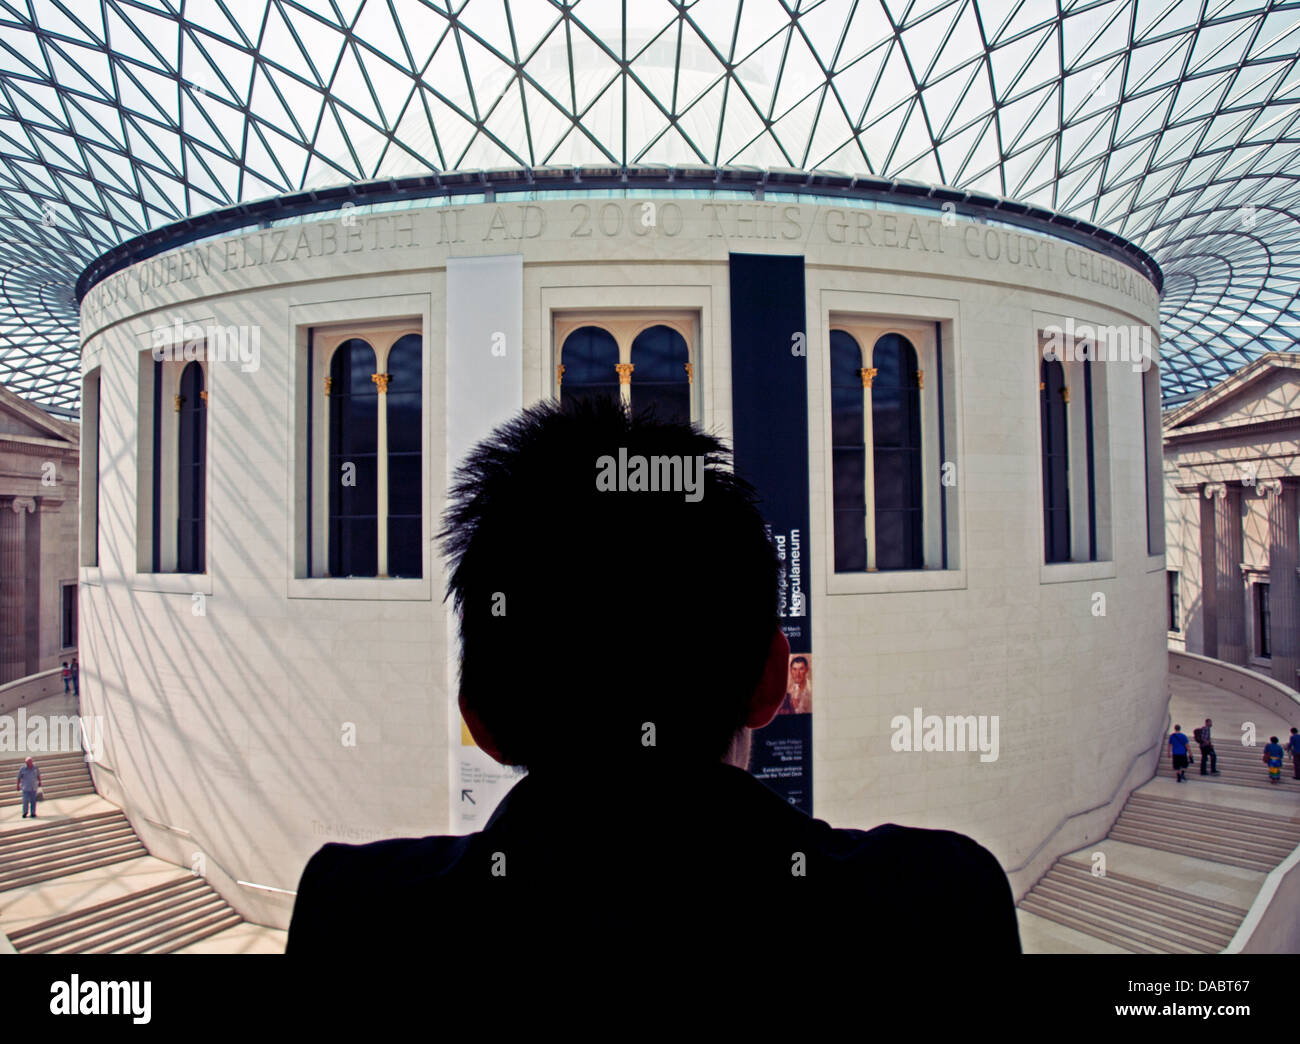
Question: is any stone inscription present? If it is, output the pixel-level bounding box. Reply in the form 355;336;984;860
82;199;1158;322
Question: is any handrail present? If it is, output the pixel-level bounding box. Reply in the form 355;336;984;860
1224;839;1300;953
0;664;77;716
1169;650;1300;721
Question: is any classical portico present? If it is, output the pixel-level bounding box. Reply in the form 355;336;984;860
1165;353;1300;690
0;383;79;684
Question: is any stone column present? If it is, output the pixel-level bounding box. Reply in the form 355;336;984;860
0;497;35;684
1267;479;1299;690
861;365;877;571
1214;483;1247;664
1199;484;1221;657
371;371;390;578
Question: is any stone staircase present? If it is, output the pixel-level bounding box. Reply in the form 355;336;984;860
0;811;147;890
0;750;95;807
1186;740;1300;792
0;752;254;953
1019;856;1247;954
6;875;241;954
1019;784;1300;952
1110;791;1300;871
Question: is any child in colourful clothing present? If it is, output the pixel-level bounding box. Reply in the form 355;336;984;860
60;661;70;693
1264;736;1285;784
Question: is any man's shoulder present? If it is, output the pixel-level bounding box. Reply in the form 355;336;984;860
287;833;478;951
299;833;472;887
819;820;1007;879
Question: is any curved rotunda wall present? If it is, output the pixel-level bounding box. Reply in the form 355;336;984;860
77;196;1167;928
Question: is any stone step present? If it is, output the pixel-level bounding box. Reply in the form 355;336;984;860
1034;877;1234;947
8;877;206;951
1106;827;1277;871
1042;868;1242;933
1018;893;1204;954
1112;809;1297;859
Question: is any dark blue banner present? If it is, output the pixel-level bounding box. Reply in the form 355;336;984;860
729;252;813;814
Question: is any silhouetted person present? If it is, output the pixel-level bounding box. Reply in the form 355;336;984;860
286;397;1021;958
1289;727;1300;780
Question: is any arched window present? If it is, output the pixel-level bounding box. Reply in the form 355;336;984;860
386;333;422;579
830;330;866;572
176;361;206;574
560;326;619;407
1041;357;1070;563
872;334;923;570
629;325;690;423
329;339;379;577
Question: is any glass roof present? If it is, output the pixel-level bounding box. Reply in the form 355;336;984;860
2;0;1299;413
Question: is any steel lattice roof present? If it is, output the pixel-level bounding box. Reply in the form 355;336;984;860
2;0;1299;414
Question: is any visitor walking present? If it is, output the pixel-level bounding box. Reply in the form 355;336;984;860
71;657;79;697
60;661;70;693
1263;736;1285;784
1195;718;1219;775
1289;727;1300;780
1170;725;1191;783
16;756;40;818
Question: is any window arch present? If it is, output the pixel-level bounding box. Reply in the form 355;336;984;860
830;330;867;572
560;326;619;408
872;334;923;570
175;360;206;573
629;324;690;423
329;339;379;577
386;333;422;579
1041;356;1070;563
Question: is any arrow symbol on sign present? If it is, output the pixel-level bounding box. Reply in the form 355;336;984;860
461;789;475;804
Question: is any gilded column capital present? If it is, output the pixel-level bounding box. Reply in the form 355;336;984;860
1061;386;1070;403
859;367;877;389
324;375;332;396
615;363;635;385
371;372;391;394
916;369;924;389
199;389;208;402
684;362;693;384
556;363;566;386
173;394;183;412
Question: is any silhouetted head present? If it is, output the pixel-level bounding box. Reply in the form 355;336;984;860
442;396;784;773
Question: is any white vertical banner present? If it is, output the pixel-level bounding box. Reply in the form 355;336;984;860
445;254;525;833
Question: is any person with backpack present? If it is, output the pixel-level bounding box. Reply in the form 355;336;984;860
1288;728;1300;780
1264;736;1285;784
1170;725;1191;782
1194;718;1218;776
